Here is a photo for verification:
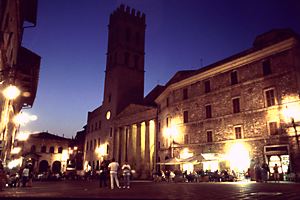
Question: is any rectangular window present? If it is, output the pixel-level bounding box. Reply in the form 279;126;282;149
183;88;188;100
90;140;92;150
86;142;89;151
235;127;242;139
183;111;189;123
204;80;211;93
269;122;278;135
94;139;96;150
231;71;238;85
232;98;240;113
166;117;169;127
98;138;100;147
205;105;212;118
263;60;271;76
207;131;213;143
99;121;101;129
166;97;169;107
265;89;275;107
184;134;189;144
110;127;113;137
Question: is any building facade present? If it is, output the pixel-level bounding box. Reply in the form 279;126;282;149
85;5;300;180
16;132;72;174
0;0;40;166
84;5;149;175
156;29;300;180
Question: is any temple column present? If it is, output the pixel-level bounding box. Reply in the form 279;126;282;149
136;123;141;173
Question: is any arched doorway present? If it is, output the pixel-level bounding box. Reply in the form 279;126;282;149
39;160;49;173
52;161;61;174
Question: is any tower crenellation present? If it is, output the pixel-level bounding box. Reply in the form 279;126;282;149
110;4;145;25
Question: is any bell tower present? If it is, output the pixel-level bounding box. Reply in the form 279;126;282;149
103;5;146;116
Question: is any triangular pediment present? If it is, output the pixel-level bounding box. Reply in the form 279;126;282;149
116;103;155;119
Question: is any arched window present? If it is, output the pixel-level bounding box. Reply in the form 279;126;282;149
41;146;46;153
49;146;55;153
58;147;63;153
30;145;36;153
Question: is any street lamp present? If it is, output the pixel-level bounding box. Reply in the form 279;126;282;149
291;117;299;149
2;85;21;100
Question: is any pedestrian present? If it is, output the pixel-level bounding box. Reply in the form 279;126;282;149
22;165;30;187
261;162;270;183
122;161;131;189
0;160;6;191
254;161;262;182
99;161;108;188
273;164;279;183
108;158;120;189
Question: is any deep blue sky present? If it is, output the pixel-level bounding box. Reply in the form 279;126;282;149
22;0;300;138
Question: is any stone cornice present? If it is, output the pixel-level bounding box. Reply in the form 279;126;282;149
155;38;298;103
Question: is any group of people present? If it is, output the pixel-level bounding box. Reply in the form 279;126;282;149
99;158;132;189
254;161;280;182
0;160;33;191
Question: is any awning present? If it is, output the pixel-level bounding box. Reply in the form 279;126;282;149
181;154;204;164
201;153;224;161
156;157;183;165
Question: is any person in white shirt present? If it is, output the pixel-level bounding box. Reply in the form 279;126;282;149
122;161;131;189
108;158;120;189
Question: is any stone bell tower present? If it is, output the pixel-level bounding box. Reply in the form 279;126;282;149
103;4;146;117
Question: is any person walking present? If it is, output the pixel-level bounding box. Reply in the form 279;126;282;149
261;162;270;183
273;164;279;183
21;165;30;187
108;158;120;189
99;162;108;188
122;161;131;189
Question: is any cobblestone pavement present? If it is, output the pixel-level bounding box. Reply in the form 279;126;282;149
0;180;299;200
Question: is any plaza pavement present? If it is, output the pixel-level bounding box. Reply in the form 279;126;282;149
0;180;299;200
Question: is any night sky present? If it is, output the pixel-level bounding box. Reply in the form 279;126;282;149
22;0;300;138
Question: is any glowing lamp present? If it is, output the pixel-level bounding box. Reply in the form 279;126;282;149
2;85;20;100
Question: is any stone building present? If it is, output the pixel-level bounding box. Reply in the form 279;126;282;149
84;4;150;176
85;4;300;180
18;132;72;174
0;0;40;166
156;29;300;180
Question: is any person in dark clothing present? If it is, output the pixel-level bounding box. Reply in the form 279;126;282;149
99;162;108;188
